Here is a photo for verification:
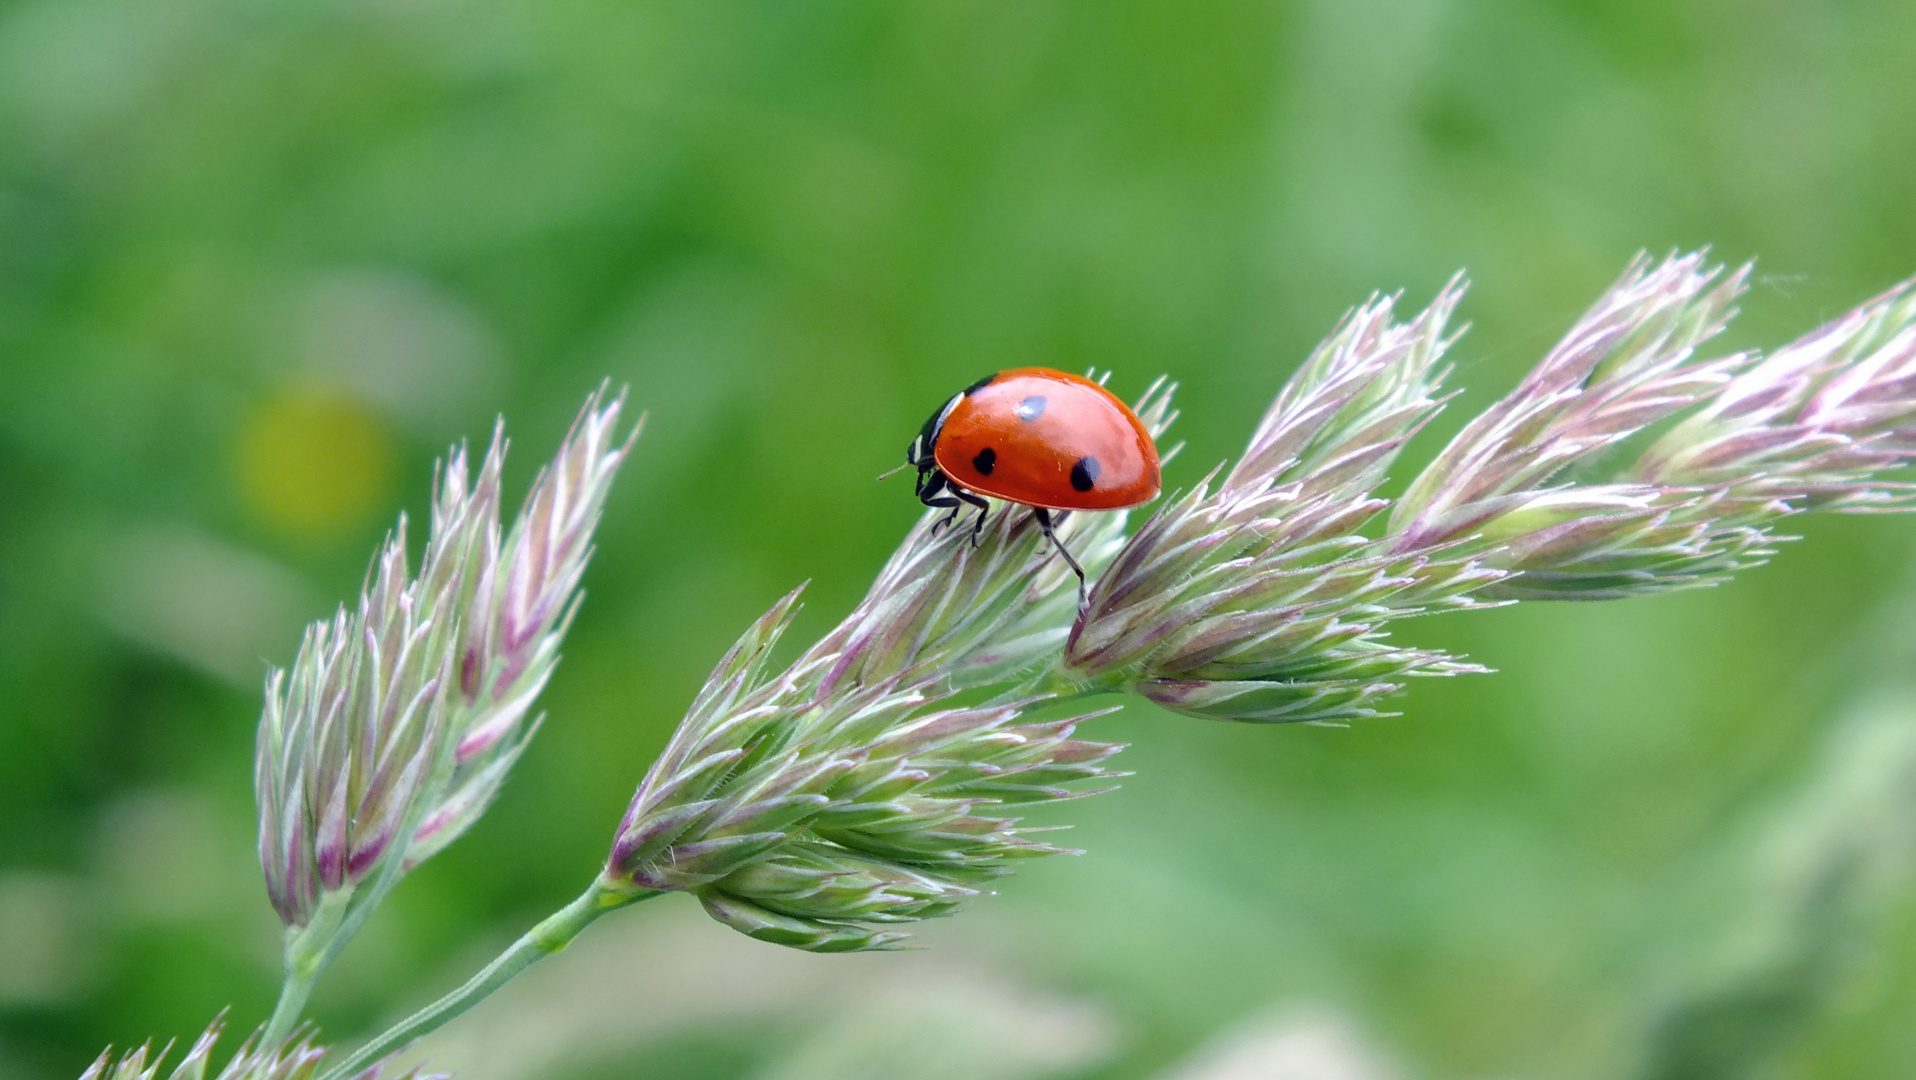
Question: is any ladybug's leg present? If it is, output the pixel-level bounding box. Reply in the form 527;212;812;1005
1033;508;1088;608
921;469;990;539
918;470;964;533
930;499;963;534
953;489;990;546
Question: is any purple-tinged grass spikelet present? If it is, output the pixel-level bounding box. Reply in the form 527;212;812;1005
254;388;637;1050
1635;279;1916;509
1389;251;1751;553
1066;279;1498;723
1441;265;1916;600
410;386;639;868
79;1014;448;1080
601;378;1170;950
605;586;1124;951
255;517;464;928
257;389;635;929
1065;252;1916;713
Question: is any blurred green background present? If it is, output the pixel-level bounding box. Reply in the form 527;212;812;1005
4;0;1916;1077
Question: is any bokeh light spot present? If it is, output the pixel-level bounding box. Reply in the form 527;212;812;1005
0;873;90;1004
236;385;393;537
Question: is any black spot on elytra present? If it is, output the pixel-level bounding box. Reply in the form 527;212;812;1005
963;373;998;395
1016;395;1047;422
972;447;997;475
1070;456;1100;492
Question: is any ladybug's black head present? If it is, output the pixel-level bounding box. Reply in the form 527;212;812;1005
905;403;942;471
906;373;1000;501
907;373;999;466
906;395;955;498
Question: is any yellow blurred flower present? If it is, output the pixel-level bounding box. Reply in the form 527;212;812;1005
236;386;394;537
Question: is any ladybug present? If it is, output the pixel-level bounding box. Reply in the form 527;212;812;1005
902;367;1162;597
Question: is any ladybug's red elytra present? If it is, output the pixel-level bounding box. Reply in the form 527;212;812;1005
903;367;1162;599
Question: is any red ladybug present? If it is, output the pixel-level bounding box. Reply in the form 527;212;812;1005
903;367;1162;596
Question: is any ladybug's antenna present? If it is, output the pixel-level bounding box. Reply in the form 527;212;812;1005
877;462;913;481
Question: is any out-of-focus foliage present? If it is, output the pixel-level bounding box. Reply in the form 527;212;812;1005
2;1;1914;1078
